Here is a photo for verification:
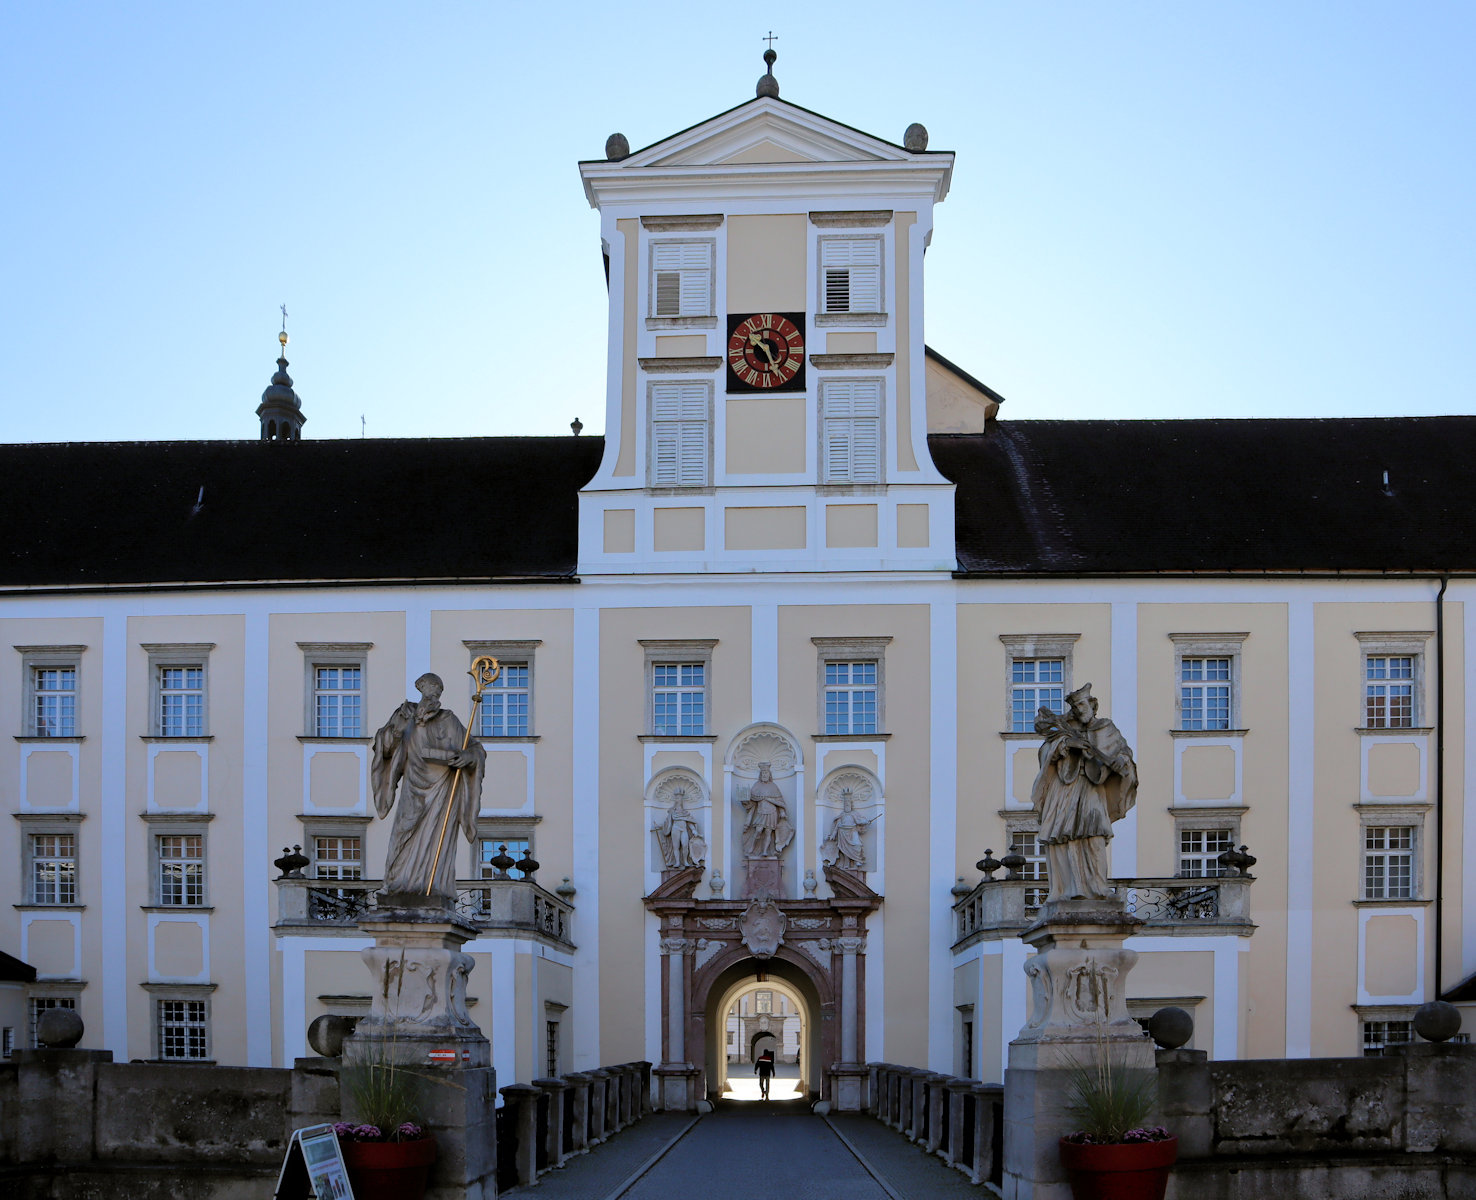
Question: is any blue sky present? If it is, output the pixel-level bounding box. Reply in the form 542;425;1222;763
3;2;1471;442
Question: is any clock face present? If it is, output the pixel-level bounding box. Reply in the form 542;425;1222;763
726;312;806;393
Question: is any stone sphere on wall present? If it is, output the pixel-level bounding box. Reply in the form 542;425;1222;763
37;1007;84;1049
1147;1005;1194;1050
1413;1000;1462;1043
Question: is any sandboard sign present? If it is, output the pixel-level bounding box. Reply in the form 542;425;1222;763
275;1122;354;1200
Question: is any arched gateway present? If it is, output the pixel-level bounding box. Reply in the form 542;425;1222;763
644;863;881;1112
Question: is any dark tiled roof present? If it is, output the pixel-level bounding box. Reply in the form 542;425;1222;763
931;417;1476;575
0;949;36;983
0;438;603;587
3;418;1473;588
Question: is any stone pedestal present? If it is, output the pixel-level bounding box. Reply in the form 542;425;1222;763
586;1070;609;1143
342;899;497;1200
744;855;782;897
12;1048;114;1163
499;1083;539;1188
564;1071;592;1154
1001;902;1155;1200
831;1064;868;1112
653;1063;701;1112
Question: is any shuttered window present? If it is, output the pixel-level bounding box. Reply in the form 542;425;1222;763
651;241;712;318
820;379;882;484
820;238;883;313
650;382;709;487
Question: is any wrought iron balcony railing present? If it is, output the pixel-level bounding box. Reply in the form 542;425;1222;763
273;877;574;947
952;874;1254;948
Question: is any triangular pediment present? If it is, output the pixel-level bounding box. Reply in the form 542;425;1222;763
622;98;910;170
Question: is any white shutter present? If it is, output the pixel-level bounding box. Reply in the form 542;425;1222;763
821;380;882;483
650;382;709;487
652;242;711;317
820;239;883;313
676;420;707;486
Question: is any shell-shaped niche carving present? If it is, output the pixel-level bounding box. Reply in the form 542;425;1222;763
728;724;800;776
821;768;878;809
649;769;707;810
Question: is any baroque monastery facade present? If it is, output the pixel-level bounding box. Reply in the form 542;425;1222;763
3;68;1475;1105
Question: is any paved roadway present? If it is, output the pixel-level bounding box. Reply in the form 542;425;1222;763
511;1100;986;1200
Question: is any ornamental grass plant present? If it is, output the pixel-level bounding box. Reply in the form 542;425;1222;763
340;1049;428;1143
1061;1031;1168;1145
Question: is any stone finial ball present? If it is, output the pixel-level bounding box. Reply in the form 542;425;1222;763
37;1007;85;1049
307;1013;360;1058
903;122;929;152
1148;1006;1194;1050
1413;1000;1462;1043
605;133;630;161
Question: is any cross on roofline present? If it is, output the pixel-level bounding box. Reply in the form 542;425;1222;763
763;31;778;49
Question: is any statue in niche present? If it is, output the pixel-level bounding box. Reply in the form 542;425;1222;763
371;672;486;902
741;762;794;859
1030;683;1137;902
821;788;872;873
653;786;707;869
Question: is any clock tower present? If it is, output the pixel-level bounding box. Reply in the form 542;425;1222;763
577;54;956;576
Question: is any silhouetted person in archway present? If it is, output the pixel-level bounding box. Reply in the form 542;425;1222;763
755;1048;775;1099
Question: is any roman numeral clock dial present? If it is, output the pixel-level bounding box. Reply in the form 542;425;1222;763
726;312;806;394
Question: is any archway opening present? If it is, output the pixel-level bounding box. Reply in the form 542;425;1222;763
701;954;823;1104
716;982;803;1101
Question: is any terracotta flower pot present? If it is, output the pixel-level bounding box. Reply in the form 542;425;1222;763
1058;1135;1177;1200
341;1135;437;1200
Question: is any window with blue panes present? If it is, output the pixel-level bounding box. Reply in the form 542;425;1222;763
158;666;205;737
32;667;77;737
1365;656;1414;728
652;663;705;736
1010;659;1064;732
1180;657;1231;730
824;661;877;735
480;662;530;737
313;666;362;737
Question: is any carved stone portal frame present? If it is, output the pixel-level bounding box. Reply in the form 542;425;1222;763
644;863;880;1112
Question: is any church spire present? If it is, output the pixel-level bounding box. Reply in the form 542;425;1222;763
256;308;305;441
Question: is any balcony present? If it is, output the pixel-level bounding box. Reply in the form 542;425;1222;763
952;875;1254;949
274;877;575;948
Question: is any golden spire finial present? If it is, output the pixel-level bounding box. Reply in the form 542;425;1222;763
278;304;289;354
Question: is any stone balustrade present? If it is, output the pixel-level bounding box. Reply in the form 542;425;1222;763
274;876;576;948
496;1060;651;1190
865;1062;1003;1187
952;874;1254;947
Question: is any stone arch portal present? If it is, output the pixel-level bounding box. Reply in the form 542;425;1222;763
701;952;825;1103
644;862;881;1113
